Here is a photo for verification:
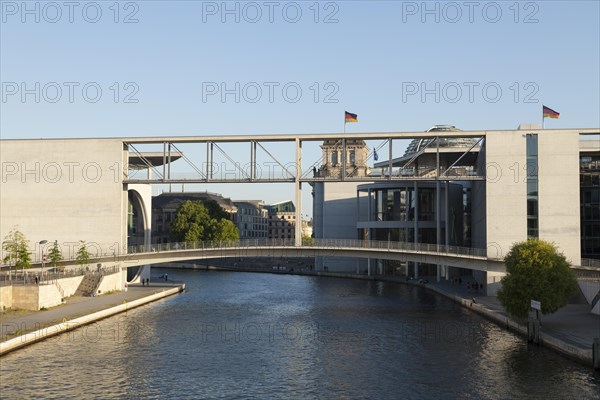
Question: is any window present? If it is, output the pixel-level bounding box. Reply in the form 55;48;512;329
526;134;539;238
349;150;356;165
332;151;338;165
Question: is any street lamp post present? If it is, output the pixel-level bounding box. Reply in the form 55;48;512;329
39;240;48;282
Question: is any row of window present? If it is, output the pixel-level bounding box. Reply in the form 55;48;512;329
329;150;357;166
268;214;295;220
238;208;268;216
582;238;600;256
240;231;268;238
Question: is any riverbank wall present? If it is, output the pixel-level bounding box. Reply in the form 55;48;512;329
0;284;184;356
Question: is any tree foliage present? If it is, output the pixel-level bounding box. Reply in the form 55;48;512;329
48;240;63;267
497;239;578;320
2;226;31;270
302;235;316;245
76;240;90;267
171;200;239;243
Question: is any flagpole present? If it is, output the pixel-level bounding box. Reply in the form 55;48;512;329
542;105;544;129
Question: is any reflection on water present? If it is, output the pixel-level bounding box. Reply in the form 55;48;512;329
1;270;599;399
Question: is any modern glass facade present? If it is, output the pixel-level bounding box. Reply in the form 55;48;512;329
404;137;481;156
372;187;437;224
581;154;600;259
526;134;539;238
359;182;465;247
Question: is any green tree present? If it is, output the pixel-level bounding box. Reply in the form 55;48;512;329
203;199;230;221
302;235;316;245
497;239;578;320
48;240;62;267
76;240;90;267
212;219;239;242
2;226;31;270
171;200;239;243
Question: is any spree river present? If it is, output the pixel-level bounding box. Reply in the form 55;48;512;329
1;269;599;399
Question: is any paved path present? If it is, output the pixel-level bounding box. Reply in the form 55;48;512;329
245;268;600;357
368;273;600;360
424;277;600;351
0;283;180;341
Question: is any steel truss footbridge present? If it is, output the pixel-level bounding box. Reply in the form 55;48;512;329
124;128;495;247
123;128;599;247
27;239;600;278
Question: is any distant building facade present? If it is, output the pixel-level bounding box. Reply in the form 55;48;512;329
152;192;236;244
233;200;269;239
267;201;296;240
311;138;371;270
318;139;370;178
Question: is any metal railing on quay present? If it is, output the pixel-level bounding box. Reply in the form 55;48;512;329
0;264;121;286
580;258;600;269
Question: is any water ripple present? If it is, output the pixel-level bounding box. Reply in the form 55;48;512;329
1;270;599;399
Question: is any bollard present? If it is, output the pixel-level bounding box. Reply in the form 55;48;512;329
527;318;534;342
527;317;540;344
593;338;600;369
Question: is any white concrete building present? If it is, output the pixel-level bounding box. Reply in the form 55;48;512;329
311;125;599;299
0;138;153;284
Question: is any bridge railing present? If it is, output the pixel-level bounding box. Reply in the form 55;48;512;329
125;239;489;259
0;264;121;287
581;258;600;269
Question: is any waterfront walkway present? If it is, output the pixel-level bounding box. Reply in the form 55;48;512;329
338;273;600;366
0;282;181;342
421;277;600;351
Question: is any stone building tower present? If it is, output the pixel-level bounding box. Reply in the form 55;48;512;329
319;139;370;178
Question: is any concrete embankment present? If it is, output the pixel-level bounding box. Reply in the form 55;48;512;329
0;284;185;356
421;283;594;366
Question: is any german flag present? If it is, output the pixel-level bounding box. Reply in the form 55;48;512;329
345;111;358;123
543;105;560;119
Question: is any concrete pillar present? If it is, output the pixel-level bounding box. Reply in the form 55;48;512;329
251;141;257;180
367;189;372;222
341;138;346;181
486;271;506;296
593;338;600;369
444;181;449;280
436;179;441;282
414;181;419;278
294;138;302;247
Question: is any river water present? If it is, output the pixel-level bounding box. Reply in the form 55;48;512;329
1;269;599;399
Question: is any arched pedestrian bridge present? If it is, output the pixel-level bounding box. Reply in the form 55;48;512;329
48;239;600;275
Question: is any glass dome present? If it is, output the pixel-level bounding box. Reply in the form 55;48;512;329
404;125;480;156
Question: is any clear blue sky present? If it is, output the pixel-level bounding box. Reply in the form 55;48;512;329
2;1;599;212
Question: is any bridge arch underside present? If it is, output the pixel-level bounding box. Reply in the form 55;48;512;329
118;248;505;273
127;189;149;282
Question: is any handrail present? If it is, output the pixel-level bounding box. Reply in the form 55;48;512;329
0;264;121;286
124;239;489;259
12;241;598;273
